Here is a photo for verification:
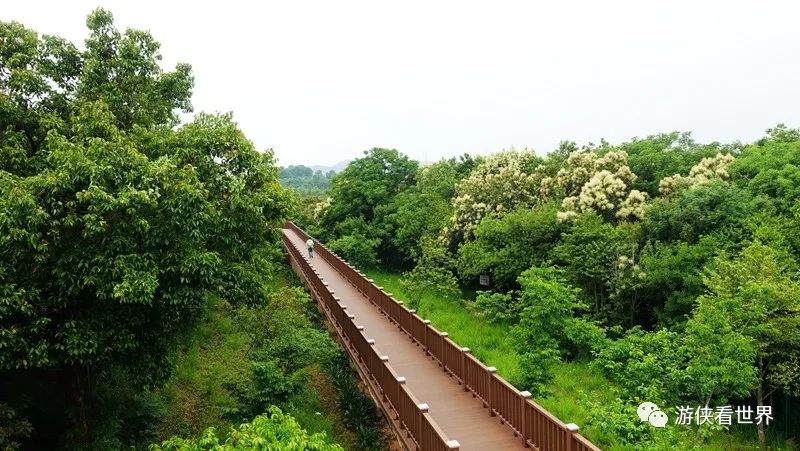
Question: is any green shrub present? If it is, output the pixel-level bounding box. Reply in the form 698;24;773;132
151;407;342;450
328;234;380;268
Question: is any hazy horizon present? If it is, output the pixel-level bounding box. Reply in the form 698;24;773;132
6;0;800;166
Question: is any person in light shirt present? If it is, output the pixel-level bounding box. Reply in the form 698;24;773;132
306;238;314;258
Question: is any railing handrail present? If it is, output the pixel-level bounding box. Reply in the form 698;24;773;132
283;222;600;451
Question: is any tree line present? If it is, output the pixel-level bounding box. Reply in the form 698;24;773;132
300;129;800;450
279;165;336;196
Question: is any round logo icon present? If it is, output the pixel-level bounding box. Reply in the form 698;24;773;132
638;402;668;428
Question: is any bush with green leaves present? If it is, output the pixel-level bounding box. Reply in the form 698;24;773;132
224;287;336;421
456;202;564;289
151;407;342;451
635;236;721;326
731;124;800;214
594;242;799;449
400;236;460;310
644;181;757;244
0;404;32;451
690;243;800;447
376;157;474;265
504;267;603;395
327;216;381;268
550;213;637;322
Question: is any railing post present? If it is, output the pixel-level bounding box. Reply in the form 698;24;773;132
380;355;389;401
396;376;406;421
417;403;429;443
487;366;497;416
520;390;531;446
408;309;417;341
394;299;402;326
461;347;470;390
367;339;376;380
440;332;449;372
346;314;355;349
566;423;580;451
422;320;431;354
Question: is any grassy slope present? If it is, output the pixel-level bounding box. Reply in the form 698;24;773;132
365;268;779;451
154;273;358;449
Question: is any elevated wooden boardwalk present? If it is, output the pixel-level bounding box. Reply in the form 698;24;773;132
282;223;600;451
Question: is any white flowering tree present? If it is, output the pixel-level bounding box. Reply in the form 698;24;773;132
658;153;735;196
443;150;542;245
551;150;648;221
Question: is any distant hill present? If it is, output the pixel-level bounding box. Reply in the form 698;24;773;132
308;160;349;173
279;164;341;196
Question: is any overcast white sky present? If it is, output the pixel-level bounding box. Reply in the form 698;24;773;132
5;1;800;166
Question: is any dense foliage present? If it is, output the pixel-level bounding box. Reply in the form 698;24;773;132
0;10;385;450
151;407;342;451
308;127;800;450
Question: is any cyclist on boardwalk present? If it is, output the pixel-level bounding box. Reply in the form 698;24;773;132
306;238;314;258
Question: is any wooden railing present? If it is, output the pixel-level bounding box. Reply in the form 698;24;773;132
283;230;459;451
284;222;601;451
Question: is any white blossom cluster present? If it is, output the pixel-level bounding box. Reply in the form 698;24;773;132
553;151;647;221
617;189;649;220
658;153;735;196
617;255;646;280
313;197;331;220
551;152;598;196
443;150;541;244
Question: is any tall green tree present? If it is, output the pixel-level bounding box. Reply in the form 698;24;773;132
689;243;800;450
456;203;564;290
731;125;800;214
0;10;292;447
551;213;634;321
321;148;417;226
508;267;600;395
377;157;472;265
644;181;756;244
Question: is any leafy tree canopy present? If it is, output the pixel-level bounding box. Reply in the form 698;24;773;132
321;148;417;226
1;9;293;447
457;202;564;290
